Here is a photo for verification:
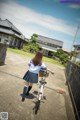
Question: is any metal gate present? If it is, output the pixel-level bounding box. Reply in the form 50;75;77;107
66;61;80;120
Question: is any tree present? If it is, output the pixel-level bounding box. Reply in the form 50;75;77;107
59;53;69;64
55;49;64;57
76;61;80;66
29;34;38;44
69;51;78;60
23;34;40;53
53;49;70;65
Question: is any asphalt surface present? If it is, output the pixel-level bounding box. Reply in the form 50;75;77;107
0;51;75;120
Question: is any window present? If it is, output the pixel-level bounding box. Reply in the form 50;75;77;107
77;47;80;50
38;40;47;45
5;40;9;42
59;46;62;48
3;34;9;38
47;43;57;48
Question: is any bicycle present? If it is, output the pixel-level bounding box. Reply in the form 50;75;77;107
33;68;49;114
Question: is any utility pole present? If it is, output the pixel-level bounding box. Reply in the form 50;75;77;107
70;25;80;60
71;25;79;52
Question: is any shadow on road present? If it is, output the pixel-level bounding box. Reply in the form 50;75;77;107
0;70;22;79
20;93;37;99
0;70;60;93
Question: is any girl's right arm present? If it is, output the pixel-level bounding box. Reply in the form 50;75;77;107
28;59;32;66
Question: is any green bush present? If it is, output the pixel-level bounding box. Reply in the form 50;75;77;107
76;61;80;66
52;49;69;65
23;34;40;53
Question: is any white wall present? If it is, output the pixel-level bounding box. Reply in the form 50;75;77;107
71;53;80;62
76;54;80;62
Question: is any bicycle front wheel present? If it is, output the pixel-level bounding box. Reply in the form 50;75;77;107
34;100;40;114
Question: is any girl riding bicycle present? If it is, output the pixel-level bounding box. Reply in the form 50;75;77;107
22;49;46;101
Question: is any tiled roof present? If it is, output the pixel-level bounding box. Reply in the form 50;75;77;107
0;27;14;34
0;19;26;41
0;20;10;28
74;44;80;47
0;19;21;34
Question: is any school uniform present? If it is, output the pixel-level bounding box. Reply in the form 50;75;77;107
23;60;46;83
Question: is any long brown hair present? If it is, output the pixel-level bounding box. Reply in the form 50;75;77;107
32;50;43;66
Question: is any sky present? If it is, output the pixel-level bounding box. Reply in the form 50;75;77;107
0;0;80;51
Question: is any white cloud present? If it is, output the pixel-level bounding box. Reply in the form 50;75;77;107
68;4;80;9
0;1;78;38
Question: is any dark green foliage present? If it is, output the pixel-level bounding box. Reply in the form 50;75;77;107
52;49;70;65
23;34;40;53
69;51;78;59
59;53;69;64
76;61;80;66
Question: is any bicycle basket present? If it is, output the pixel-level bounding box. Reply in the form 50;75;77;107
39;67;49;77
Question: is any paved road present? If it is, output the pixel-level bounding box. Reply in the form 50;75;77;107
0;51;75;120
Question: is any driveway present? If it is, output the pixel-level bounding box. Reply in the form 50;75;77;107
0;51;75;120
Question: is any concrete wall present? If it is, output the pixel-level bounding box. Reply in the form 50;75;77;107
75;54;80;62
66;61;80;120
0;43;7;65
71;53;80;62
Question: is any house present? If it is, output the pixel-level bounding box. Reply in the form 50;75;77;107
0;18;28;49
71;44;80;62
74;44;80;62
74;44;80;52
36;35;63;56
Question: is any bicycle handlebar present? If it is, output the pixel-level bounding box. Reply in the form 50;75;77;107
47;69;54;75
39;68;54;77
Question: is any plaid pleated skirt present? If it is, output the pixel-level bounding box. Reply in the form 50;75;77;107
23;71;38;83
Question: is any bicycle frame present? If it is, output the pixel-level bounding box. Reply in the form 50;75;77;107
33;76;47;114
33;70;54;114
38;77;47;101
